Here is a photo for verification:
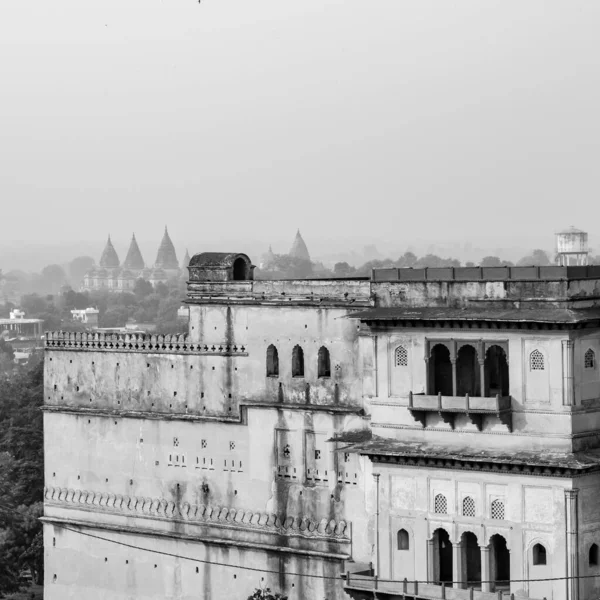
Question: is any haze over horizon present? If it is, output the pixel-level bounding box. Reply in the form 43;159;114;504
2;0;600;263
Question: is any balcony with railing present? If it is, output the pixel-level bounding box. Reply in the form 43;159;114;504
343;570;543;600
408;392;512;431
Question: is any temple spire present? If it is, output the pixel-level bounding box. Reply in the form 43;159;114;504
289;229;311;262
123;233;145;270
182;248;191;269
99;235;120;268
154;226;179;269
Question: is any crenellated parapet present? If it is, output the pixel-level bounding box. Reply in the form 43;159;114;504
44;332;247;356
44;485;350;541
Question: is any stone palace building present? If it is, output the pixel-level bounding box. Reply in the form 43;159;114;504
43;254;600;599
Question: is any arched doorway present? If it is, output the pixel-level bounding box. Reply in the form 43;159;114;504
485;345;509;397
461;532;481;589
232;257;247;280
456;345;480;396
490;534;510;592
433;528;453;585
430;345;452;396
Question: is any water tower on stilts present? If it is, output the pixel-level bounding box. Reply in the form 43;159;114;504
555;226;589;266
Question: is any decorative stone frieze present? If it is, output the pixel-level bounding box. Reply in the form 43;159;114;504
43;485;349;541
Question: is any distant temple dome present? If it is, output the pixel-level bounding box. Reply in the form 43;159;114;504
154;227;179;270
122;234;145;270
99;236;120;269
289;229;311;262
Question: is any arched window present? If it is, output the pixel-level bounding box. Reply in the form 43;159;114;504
530;350;545;371
590;544;599;567
292;346;304;378
434;494;448;514
318;346;331;378
266;345;279;377
462;496;476;517
395;345;408;367
585;348;596;370
532;543;547;566
397;529;409;550
491;499;505;520
232;257;247;281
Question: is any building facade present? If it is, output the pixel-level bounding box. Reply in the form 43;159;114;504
82;228;182;292
44;258;600;599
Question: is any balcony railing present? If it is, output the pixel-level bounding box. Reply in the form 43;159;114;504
408;392;512;431
343;571;540;600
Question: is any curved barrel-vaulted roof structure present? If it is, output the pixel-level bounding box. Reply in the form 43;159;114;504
188;252;254;282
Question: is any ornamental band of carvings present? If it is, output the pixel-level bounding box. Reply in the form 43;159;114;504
44;332;247;355
44;486;349;540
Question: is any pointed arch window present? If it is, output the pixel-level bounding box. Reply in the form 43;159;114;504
491;499;505;520
318;346;331;378
434;494;448;514
532;543;547;565
266;345;279;377
462;496;476;517
397;529;409;550
530;350;545;371
585;348;596;370
395;345;408;367
292;346;304;378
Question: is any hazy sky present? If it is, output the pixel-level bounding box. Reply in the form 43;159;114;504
2;0;600;258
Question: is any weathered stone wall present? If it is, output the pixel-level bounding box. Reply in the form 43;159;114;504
43;522;346;600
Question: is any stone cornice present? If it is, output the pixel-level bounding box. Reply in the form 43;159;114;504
43;485;350;543
42;402;364;422
42;517;350;561
369;453;597;478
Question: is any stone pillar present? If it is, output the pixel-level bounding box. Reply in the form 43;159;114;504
479;359;486;397
480;545;491;592
565;489;580;600
427;538;435;583
451;359;457;397
562;340;575;406
453;542;463;589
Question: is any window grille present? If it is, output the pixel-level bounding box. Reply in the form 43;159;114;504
530;350;545;371
395;345;408;367
491;499;505;520
585;348;596;370
434;494;448;514
462;496;476;517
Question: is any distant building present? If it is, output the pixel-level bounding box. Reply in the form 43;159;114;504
82;228;181;292
176;305;190;322
0;309;44;339
71;308;99;328
260;230;312;271
556;226;589;266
